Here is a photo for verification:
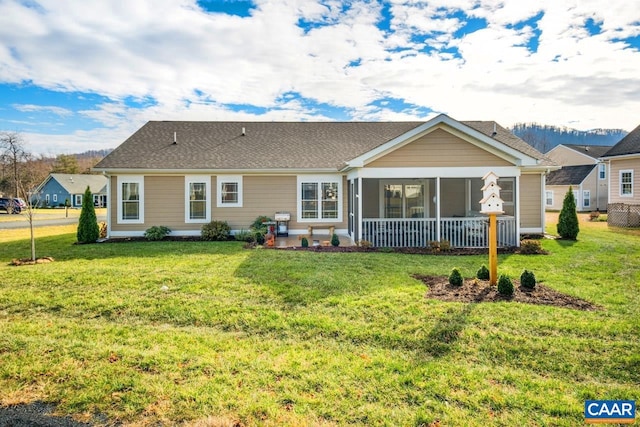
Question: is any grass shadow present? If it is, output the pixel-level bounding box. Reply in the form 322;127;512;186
422;303;475;358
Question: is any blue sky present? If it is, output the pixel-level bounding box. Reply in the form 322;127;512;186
0;0;639;154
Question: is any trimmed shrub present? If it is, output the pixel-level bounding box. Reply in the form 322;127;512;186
144;225;171;241
520;270;536;289
519;239;544;254
331;233;340;247
201;221;231;241
301;237;309;248
77;186;99;243
497;274;514;296
557;187;580;240
449;268;463;286
477;265;490;280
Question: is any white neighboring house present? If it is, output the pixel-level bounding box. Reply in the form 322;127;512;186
545;144;612;212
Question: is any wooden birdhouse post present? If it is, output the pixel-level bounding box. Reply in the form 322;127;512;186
480;172;504;285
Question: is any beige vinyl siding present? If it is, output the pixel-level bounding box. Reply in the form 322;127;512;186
368;128;512;168
546;185;569;211
609;158;640;204
547;146;597;166
520;173;543;229
110;174;348;234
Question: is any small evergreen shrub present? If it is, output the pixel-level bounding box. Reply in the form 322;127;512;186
301;237;309;248
254;230;265;245
449;268;463;286
477;265;490;280
519;239;544;254
201;221;231;241
77;186;99;243
497;274;514;296
331;233;340;247
250;215;272;232
520;270;536;289
144;225;171;241
557;187;580;240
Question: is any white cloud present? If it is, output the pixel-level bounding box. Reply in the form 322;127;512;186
13;104;73;117
0;0;639;153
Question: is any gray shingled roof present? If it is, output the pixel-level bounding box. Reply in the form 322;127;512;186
94;119;548;171
562;144;613;159
602;124;640;157
43;174;108;194
546;165;596;185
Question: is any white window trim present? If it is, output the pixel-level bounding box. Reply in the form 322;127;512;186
53;194;57;203
297;175;343;223
185;175;212;223
598;163;606;180
620;169;633;197
216;175;243;208
45;194;50;204
545;190;553;207
583;190;590;208
75;194;82;206
117;175;144;224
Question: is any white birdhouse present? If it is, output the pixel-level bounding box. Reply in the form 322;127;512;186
480;171;504;214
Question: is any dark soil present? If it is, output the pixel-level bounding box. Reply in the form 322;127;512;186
0;402;92;427
9;257;54;266
414;275;600;311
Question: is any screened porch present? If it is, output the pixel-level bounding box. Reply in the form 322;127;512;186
350;177;518;248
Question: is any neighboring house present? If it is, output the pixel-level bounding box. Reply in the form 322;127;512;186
93;114;555;248
545;165;599;211
32;173;108;208
601;124;640;227
545;144;611;211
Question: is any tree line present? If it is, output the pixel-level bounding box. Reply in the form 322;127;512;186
0;131;109;199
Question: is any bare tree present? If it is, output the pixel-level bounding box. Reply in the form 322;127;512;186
0;131;29;197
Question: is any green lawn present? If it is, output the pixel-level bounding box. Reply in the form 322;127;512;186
0;219;638;426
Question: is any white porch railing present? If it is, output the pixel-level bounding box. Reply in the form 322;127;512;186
361;216;517;248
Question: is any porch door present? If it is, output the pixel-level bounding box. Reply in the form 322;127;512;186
380;181;425;218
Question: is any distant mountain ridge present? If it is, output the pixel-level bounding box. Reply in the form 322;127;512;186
509;123;628;153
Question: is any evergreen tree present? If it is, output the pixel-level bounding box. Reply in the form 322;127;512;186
557;186;579;240
77;186;99;243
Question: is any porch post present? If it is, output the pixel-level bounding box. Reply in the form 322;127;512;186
357;176;363;244
435;176;441;242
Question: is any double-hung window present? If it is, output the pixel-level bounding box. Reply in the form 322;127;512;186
620;170;633;197
298;176;342;221
599;164;606;180
217;175;243;207
545;191;553;207
75;194;82;206
117;176;144;223
583;190;590;208
185;176;211;223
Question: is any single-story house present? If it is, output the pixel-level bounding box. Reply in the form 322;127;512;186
545;165;600;211
32;173;108;208
545;144;611;211
93;114;556;248
601;124;640;227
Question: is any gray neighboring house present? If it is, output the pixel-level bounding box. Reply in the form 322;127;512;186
32;173;108;208
93;114;556;248
545;144;611;211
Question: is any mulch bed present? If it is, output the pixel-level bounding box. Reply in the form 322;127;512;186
10;257;55;266
414;275;600;311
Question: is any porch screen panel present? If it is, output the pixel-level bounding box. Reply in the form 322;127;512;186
189;182;207;220
122;182;139;220
406;184;424;218
384;184;403;218
302;182;318;219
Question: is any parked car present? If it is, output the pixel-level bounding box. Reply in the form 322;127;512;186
0;197;21;214
13;198;27;209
